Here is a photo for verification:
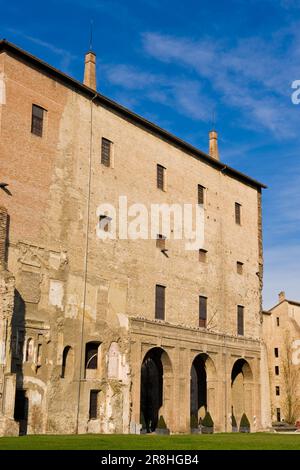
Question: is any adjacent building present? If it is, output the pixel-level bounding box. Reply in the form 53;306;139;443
263;292;300;424
0;40;268;436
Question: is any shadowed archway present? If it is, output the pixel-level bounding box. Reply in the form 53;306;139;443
231;358;254;426
190;353;217;423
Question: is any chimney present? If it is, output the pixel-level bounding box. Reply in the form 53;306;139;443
0;206;8;270
209;130;219;160
278;291;286;303
84;51;96;90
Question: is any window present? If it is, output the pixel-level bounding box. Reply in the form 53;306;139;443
276;408;281;422
274;348;279;358
155;285;165;320
37;344;42;366
89;390;99;420
31;104;45;137
237;262;244;275
276;386;280;396
85;342;100;370
198;185;205;205
99;215;112;232
237;306;244;336
157;164;165;190
156;234;166;251
276;317;280;327
199;296;207;328
275;366;279;376
235;203;241;225
199;249;207;263
61;346;71;378
25;338;34;362
101;138;111;167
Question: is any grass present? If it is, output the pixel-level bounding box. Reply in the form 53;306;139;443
0;433;300;450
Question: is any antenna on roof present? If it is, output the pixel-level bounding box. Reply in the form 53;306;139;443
89;19;94;51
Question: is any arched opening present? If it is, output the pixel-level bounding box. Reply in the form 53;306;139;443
231;359;254;427
61;346;74;379
85;341;101;379
140;347;172;432
190;355;207;421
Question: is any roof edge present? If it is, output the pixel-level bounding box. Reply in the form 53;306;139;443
0;39;267;190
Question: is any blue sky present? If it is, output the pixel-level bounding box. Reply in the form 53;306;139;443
2;0;300;308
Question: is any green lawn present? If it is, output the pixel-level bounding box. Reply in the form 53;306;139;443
0;433;300;450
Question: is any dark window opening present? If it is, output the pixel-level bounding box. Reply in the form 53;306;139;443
237;305;244;336
274;348;279;358
275;366;279;376
85;342;100;370
101;138;111;167
31;104;45;137
155;285;165;320
99;215;112;232
199;296;207;328
156;234;166;251
276;386;280;396
235;203;241;225
61;346;71;378
157;164;165;190
89;390;99;420
199;249;207;263
198;185;205;205
237;262;244;275
276;317;280;327
276;408;281;422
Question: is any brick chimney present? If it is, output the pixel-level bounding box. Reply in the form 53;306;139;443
0;206;8;270
209;130;219;160
278;291;286;303
84;51;96;90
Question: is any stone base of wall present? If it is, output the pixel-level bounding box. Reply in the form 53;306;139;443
0;416;19;436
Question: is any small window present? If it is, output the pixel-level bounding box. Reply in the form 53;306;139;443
276;408;281;422
155;285;165;320
101;138;111;167
31;104;45;137
61;346;71;378
235;203;241;225
199;296;207;328
275;366;279;376
156;234;166;251
198;185;205;205
274;348;279;358
237;305;244;336
276;317;280;327
37;344;42;366
199;249;207;263
85;342;100;370
237;262;244;275
99;215;112;232
276;386;280;396
89;390;99;420
157;164;165;190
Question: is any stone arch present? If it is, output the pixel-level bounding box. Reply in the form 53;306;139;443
231;358;254;428
61;346;74;379
140;347;173;432
190;353;217;423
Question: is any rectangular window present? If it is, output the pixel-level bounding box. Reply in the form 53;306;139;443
31;104;44;137
274;348;279;358
89;390;99;420
275;366;279;376
237;262;244;275
99;215;112;232
237;305;244;336
199;296;207;328
276;317;280;327
155;285;165;320
101;138;111;167
276;386;280;396
85;343;100;370
235;203;241;225
276;408;281;422
198;185;205;205
156;234;166;251
157;164;165;190
199;249;207;263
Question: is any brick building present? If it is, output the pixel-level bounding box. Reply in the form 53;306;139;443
0;40;269;435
